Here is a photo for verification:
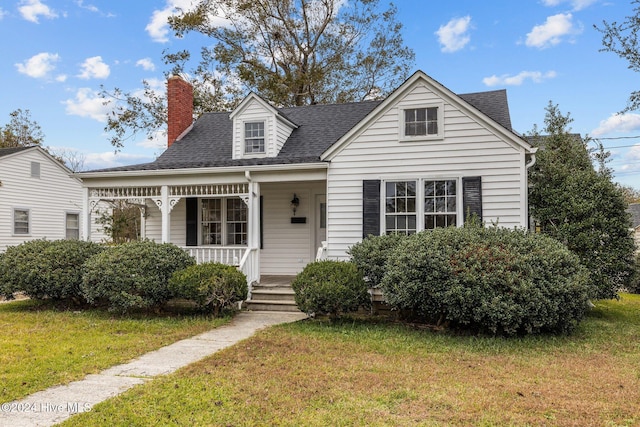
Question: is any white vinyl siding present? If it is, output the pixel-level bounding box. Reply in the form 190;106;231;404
259;181;325;276
0;148;83;252
325;82;527;260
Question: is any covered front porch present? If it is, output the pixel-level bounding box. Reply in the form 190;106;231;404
81;171;327;302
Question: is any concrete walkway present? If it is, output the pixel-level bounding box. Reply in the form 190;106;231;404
0;311;307;427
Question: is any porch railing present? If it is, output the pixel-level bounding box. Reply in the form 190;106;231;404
183;246;246;265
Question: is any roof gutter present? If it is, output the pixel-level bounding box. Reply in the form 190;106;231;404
76;162;329;179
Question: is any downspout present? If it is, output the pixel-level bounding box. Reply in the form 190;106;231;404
525;148;538;231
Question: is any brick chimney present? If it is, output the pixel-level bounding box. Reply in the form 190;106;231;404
167;74;193;147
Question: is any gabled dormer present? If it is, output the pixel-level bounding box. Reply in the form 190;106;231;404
229;93;298;159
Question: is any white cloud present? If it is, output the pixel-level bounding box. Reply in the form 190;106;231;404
77;56;110;79
483;70;557;86
136;58;156;71
18;0;58;23
591;113;640;136
146;0;193;43
541;0;597;11
0;8;7;19
146;0;229;43
63;88;111;122
435;16;472;53
525;13;581;48
136;129;167;150
15;52;60;79
83;151;154;170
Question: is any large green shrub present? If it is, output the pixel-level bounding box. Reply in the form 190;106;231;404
169;262;247;315
0;239;104;301
292;260;369;319
81;241;195;313
0;252;10;299
381;226;591;336
348;233;406;288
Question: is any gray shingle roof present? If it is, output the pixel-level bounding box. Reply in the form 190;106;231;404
0;146;33;158
459;89;512;131
628;203;640;228
87;89;515;173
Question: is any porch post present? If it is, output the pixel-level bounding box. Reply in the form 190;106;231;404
82;187;91;242
161;185;170;243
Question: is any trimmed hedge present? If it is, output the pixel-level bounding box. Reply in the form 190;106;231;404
81;241;195;313
292;260;370;319
0;239;104;302
169;262;248;315
381;226;591;336
348;233;406;288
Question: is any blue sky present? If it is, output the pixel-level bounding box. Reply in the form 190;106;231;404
0;0;639;187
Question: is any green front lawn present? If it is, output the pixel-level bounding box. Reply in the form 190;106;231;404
0;299;227;403
62;294;640;427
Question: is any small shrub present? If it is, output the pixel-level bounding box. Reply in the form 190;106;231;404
292;260;369;319
348;233;406;288
81;241;195;313
169;262;247;315
0;239;104;302
381;226;591;336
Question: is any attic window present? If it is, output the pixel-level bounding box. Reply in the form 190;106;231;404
400;104;444;140
244;122;265;154
31;161;41;178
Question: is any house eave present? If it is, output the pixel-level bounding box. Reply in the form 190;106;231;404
77;162;329;180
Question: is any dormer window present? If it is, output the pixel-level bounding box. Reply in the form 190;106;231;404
245;122;265;154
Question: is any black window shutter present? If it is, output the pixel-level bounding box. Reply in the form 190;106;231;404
185;197;198;246
363;180;381;238
462;176;483;223
259;196;264;250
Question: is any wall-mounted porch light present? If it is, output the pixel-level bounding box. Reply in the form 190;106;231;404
290;193;300;216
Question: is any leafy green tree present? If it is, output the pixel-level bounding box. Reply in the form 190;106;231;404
101;0;414;149
0;109;44;148
595;0;640;111
528;102;636;300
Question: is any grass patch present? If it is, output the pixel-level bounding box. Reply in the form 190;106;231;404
0;299;228;403
61;294;640;427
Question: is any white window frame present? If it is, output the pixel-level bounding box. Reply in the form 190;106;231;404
65;211;80;240
398;103;444;141
243;120;267;156
199;197;248;246
381;177;462;234
13;208;31;235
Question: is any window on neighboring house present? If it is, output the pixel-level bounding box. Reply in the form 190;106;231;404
201;198;247;245
30;161;40;178
385;181;417;235
404;107;438;136
13;209;30;235
424;180;457;229
244;122;265;154
66;213;80;239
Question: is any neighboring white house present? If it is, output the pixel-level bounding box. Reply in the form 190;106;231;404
0;146;84;252
79;71;537;290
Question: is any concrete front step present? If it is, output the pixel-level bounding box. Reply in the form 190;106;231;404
245;299;301;313
250;287;296;302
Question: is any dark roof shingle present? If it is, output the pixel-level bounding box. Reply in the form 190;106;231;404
87;89;516;173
